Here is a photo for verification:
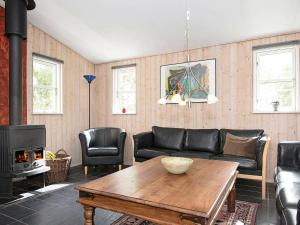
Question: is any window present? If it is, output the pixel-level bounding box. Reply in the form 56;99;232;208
32;55;63;114
112;65;136;114
253;45;299;112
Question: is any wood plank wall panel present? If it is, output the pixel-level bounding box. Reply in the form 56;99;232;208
27;24;94;166
95;32;300;182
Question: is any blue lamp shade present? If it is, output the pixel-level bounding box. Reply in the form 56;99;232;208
83;75;96;83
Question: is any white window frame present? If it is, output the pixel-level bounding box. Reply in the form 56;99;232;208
32;55;63;115
112;65;136;115
253;44;300;113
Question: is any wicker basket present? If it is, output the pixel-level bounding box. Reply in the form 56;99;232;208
46;149;72;183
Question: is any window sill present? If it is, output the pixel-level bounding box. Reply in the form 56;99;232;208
112;113;136;115
32;113;64;115
252;111;300;114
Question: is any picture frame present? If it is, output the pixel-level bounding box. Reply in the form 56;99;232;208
160;59;216;103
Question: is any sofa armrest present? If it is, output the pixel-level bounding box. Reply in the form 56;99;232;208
261;135;271;200
256;135;268;169
133;132;153;157
255;135;270;170
277;141;300;168
297;199;300;225
117;131;127;161
79;131;94;163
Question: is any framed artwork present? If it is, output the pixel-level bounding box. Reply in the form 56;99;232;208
160;59;216;103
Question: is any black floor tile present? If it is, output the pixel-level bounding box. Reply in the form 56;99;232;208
36;193;72;206
0;205;35;220
0;213;18;225
17;198;57;212
237;188;261;196
59;214;84;225
50;186;77;199
20;205;80;225
20;212;54;225
0;197;19;206
7;221;27;225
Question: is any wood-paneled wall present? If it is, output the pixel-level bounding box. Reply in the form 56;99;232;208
26;24;300;181
95;32;300;182
27;24;94;166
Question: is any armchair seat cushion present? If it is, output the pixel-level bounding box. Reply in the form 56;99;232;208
211;154;257;170
87;147;119;157
276;185;300;212
171;151;213;159
136;148;177;159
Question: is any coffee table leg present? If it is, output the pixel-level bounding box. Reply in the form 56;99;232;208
84;205;95;225
227;184;236;213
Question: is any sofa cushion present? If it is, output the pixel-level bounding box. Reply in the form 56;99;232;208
281;208;297;225
276;185;300;212
152;126;185;150
220;129;264;153
136;148;177;159
211;154;257;170
171;151;214;159
87;147;119;157
238;168;262;176
276;182;300;196
184;129;219;153
275;167;300;183
223;133;258;159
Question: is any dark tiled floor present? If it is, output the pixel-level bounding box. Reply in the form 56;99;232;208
0;165;279;225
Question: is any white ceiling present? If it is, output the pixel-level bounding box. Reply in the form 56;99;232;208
1;0;300;63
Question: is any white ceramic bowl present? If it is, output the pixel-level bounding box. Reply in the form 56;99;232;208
161;157;193;174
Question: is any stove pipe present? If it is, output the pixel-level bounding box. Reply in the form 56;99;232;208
4;0;35;125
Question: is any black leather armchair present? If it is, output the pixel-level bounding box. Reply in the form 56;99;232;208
79;127;126;175
275;142;300;225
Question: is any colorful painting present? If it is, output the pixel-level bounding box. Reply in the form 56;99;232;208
160;59;216;103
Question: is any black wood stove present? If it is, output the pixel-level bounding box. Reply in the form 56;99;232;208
0;0;49;197
0;125;48;197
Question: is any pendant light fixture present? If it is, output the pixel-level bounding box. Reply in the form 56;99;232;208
158;2;218;107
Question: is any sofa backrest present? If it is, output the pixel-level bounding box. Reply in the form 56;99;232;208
152;126;185;150
184;129;219;153
278;141;300;168
149;127;265;157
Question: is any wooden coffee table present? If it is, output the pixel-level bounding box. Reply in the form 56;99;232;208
77;157;239;225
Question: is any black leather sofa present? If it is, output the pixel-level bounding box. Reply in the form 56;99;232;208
133;126;270;199
275;142;300;225
79;127;126;175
